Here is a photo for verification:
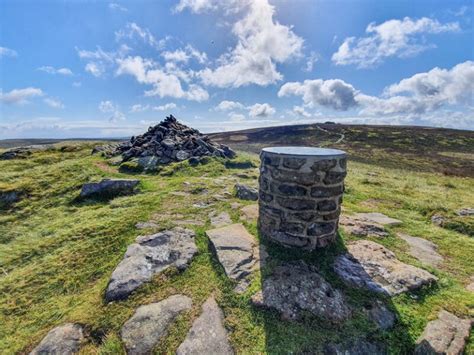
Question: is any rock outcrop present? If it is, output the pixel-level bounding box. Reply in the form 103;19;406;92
323;338;387;355
252;261;351;322
206;223;264;293
415;310;472;355
105;228;197;301
30;323;85;355
80;179;139;199
176;297;233;355
113;115;235;165
121;295;192;355
398;233;443;267
333;240;437;296
0;145;49;160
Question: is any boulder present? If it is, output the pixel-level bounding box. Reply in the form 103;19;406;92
176;297;233;355
364;300;396;330
206;223;263;293
121;295;192;355
80;179;139;199
235;184;258;201
105;228;197;301
0;190;20;207
339;215;388;238
0;145;49;160
251;261;351;322
333;240;437;296
415;310;472;355
456;207;474;217
398;233;443;267
431;214;446;227
30;323;85;355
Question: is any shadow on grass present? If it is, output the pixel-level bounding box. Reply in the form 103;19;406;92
255;231;416;354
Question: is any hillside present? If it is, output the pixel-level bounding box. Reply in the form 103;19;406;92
0;126;473;354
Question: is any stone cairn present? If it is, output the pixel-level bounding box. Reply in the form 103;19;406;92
258;147;347;250
112;115;236;164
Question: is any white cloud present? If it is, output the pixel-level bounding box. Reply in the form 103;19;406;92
215;100;245;111
0;87;43;104
332;17;460;68
0;46;18;58
38;66;73;76
303;51;319;72
77;45;129;77
278;79;359;111
248;103;275;117
228;112;246;122
99;100;125;122
115;23;168;50
196;0;303;88
293;105;311;117
44;97;64;109
130;104;150;113
72;81;82;87
153;102;177;111
116;55;209;101
174;0;220;13
109;3;127;11
162;45;207;64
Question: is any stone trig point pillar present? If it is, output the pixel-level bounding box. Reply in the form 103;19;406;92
258;147;347;250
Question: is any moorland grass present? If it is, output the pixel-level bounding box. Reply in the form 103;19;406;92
0;144;472;354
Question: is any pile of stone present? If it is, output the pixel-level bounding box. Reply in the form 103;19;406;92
112;115;236;165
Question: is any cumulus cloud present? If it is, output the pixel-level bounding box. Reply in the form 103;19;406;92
228;112;246;122
248;103;275;117
332;17;460;68
44;97;64;109
129;104;150;113
116;55;209;101
303;51;319;72
161;45;207;64
174;0;221;13
99;100;125;122
278;79;359;111
0;46;17;58
215;100;245;111
293;105;311;117
153;102;177;111
38;66;73;76
109;3;127;11
77;45;130;77
191;0;303;88
0;87;43;104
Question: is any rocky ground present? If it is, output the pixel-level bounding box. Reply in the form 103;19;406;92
0;130;473;354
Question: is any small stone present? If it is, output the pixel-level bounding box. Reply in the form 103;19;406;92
206;224;261;293
176;297;233;355
277;183;307;196
105;228;197;301
251;261;350;322
209;211;232;227
230;202;242;210
137;156;159;171
121;295;192;355
311;159;336;172
235;184;258;201
323;171;346;185
398;233;443;267
80;179;139;199
282;157;306;170
0;190;20;207
318;199;337;212
276;197;316;211
333;240;437;296
415;310;472;355
176;150;190;161
431;214;446;227
310;185;344;198
307;222;335;237
456;208;474;216
30;323;84;355
240;204;258;222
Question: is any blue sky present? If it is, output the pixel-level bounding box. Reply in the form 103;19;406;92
0;0;473;139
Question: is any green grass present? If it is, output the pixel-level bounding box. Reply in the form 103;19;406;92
0;144;473;354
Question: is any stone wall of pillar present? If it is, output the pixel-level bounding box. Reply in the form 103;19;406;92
258;148;346;250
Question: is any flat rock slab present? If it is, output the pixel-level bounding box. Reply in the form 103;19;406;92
415;310;472;355
80;179;139;199
456;208;474;216
105;228;197;302
206;223;262;293
30;323;84;355
252;261;351;322
398;233;443;267
209;211;232;227
176;297;233;355
240;204;258;222
234;184;258;201
333;240;437;296
355;212;402;226
121;295;192;355
339;215;388;238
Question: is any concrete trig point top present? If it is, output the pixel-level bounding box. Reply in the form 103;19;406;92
258;146;347;250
